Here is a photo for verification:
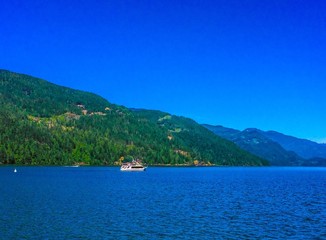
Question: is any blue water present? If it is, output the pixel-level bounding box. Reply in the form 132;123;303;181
0;167;325;239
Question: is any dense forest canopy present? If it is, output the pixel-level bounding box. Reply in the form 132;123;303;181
0;70;268;166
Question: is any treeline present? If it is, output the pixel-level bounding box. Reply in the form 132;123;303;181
0;103;190;165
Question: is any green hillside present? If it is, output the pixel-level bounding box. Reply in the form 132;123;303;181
0;70;268;166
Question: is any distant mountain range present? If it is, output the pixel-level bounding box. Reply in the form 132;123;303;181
203;125;326;166
0;69;266;166
259;131;326;159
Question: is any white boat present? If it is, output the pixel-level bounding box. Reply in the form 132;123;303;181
120;160;147;171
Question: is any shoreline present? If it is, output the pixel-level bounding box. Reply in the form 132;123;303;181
1;164;324;168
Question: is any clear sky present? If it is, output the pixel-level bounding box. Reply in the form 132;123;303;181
1;0;326;142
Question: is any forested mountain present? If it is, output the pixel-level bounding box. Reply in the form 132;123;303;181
132;110;268;166
203;125;326;166
0;70;267;166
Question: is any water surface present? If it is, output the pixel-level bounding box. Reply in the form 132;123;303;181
1;167;325;239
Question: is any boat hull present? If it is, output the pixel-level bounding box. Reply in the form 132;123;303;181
120;167;147;172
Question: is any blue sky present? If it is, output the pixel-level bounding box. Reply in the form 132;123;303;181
1;0;326;142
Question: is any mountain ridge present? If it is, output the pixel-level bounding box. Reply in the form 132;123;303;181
0;69;267;166
260;130;326;159
203;124;326;166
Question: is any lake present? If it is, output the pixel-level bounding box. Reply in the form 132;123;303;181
0;167;325;239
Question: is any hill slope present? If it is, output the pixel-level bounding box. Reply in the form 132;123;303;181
133;110;268;166
204;125;326;166
260;131;326;159
203;125;304;166
0;70;267;166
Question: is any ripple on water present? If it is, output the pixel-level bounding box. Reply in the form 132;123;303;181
0;167;325;239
